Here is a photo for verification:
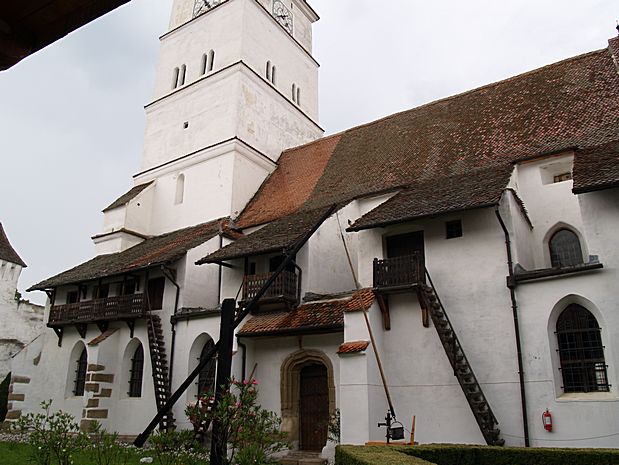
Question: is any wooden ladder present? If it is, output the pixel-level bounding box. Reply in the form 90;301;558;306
418;279;504;446
146;313;176;431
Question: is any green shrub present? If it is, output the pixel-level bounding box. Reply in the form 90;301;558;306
401;444;619;465
336;446;436;465
0;372;10;422
336;445;619;465
87;421;133;465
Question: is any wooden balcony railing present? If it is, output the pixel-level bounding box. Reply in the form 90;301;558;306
48;293;148;326
373;254;424;290
241;270;300;306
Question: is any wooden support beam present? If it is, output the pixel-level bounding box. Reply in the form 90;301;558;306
417;289;430;328
375;293;391;331
52;327;64;347
96;322;109;334
76;324;88;339
125;320;136;338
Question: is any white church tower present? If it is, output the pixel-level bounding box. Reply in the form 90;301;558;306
94;0;323;247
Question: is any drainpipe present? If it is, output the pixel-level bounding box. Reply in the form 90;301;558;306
495;207;530;447
237;339;247;381
218;235;223;305
162;266;181;390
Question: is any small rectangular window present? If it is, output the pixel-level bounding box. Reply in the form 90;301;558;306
553;172;572;183
249;262;257;275
66;291;79;304
446;220;463;239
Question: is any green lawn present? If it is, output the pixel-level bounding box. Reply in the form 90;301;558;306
0;440;152;464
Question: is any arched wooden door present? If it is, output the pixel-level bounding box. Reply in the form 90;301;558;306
299;364;329;451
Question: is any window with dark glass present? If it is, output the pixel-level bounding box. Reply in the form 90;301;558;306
549;229;583;267
197;339;216;396
74;348;88;396
445;220;463;239
66;291;79;304
93;283;109;299
269;255;296;273
556;304;609;393
128;345;144;398
147;277;166;310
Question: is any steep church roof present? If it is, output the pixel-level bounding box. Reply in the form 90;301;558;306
572;140;619;194
29;219;229;291
0;222;26;267
237;42;619;230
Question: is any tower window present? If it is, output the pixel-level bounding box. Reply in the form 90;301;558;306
549;229;583;268
179;64;187;86
292;83;296;102
73;348;88;396
201;54;207;76
271;65;277;85
266;61;276;85
172;67;180;89
445;220;463;239
556;305;609;393
266;61;271;81
296;87;301;105
175;174;185;204
208;50;215;72
128;344;144;398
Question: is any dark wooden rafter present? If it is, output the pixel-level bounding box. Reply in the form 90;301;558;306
374;293;391;330
125;319;136;338
96;321;109;333
51;326;63;347
416;288;430;328
76;323;87;339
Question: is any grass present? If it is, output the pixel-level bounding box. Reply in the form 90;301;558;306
0;440;152;464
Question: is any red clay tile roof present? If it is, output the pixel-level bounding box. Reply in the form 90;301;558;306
236;45;619;229
238;135;341;228
103;181;153;212
198;206;333;264
338;341;370;354
237;288;375;337
0;223;26;267
348;165;513;231
29;219;229;291
572;141;619;194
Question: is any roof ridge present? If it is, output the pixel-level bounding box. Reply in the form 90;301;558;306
334;48;608;137
281;131;344;154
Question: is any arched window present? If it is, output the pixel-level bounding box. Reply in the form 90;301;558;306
556;305;609;393
172;67;180;89
179;64;187;86
549;229;583;267
128;344;144;398
208;50;215;72
266;61;271;81
296;87;301;106
201;54;208;76
197;339;216;397
175;174;185;205
271;65;277;85
292;83;296;102
74;348;88;396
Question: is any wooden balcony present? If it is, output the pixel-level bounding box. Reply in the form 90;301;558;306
48;293;148;326
241;270;300;311
373;254;424;293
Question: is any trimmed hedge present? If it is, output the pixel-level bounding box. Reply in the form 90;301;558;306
337;446;436;465
403;444;619;465
0;372;10;422
336;444;619;465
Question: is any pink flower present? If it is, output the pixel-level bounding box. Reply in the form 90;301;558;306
243;379;249;385
252;379;258;385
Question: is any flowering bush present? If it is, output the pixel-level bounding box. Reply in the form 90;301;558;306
149;429;207;465
185;378;288;465
13;400;88;465
87;421;133;465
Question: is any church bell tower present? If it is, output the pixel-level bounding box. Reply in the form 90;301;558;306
128;0;322;235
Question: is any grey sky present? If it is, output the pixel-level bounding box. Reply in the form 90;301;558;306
0;0;616;304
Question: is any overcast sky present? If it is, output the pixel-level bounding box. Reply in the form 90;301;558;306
0;0;616;304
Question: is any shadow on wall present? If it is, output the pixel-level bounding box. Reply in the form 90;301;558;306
0;372;10;422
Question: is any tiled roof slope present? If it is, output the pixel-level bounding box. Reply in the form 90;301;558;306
237;46;619;227
29;219;228;291
348;165;513;231
103;181;153;212
338;341;370;354
198;206;333;264
572;141;619;194
0;223;26;267
237;288;374;337
238;134;341;228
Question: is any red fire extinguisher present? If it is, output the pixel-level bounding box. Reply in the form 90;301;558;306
542;409;553;432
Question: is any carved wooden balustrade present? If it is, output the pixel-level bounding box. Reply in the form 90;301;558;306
241;270;300;307
48;293;148;326
373;253;424;291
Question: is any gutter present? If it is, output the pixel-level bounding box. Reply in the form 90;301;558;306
162;266;181;391
494;207;530;447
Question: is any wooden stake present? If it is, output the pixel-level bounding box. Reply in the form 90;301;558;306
410;415;416;445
